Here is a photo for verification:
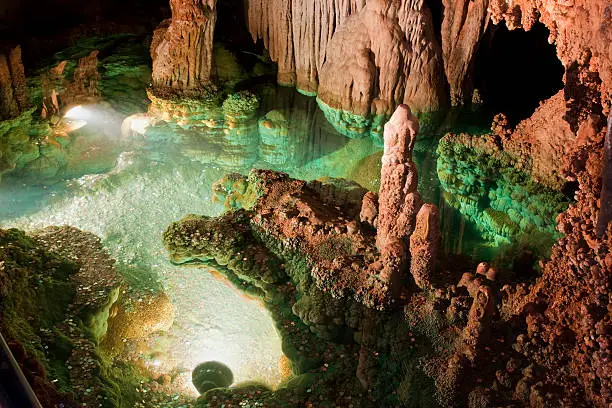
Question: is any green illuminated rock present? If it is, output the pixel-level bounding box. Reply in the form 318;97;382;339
436;134;569;247
222;91;260;121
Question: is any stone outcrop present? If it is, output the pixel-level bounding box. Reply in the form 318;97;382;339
41;50;101;121
409;203;440;289
0;44;29;120
246;0;445;121
151;0;217;94
500;91;576;188
318;0;445;117
441;0;490;105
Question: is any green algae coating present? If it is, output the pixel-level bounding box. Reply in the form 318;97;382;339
0;228;172;407
316;97;386;144
0;109;51;179
436;136;569;250
222;91;260;120
0;229;78;393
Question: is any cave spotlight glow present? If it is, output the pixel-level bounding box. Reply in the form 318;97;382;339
64;105;90;120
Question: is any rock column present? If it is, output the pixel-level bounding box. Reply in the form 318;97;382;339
441;0;490;105
0;44;29;120
151;0;217;94
409;203;441;289
376;104;423;286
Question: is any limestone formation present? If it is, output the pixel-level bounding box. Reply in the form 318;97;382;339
440;0;490;106
409;203;440;289
41;50;101;121
488;0;612;93
318;0;446;117
597;110;612;237
360;191;379;228
247;0;445;118
374;104;423;291
0;44;29;120
151;0;217;94
501;91;576;188
457;271;495;363
442;0;612;107
376;104;422;252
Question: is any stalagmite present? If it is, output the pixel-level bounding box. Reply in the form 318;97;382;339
151;0;217;94
409;203;440;289
377;104;422;251
376;104;422;288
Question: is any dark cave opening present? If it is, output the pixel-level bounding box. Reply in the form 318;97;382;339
474;22;565;125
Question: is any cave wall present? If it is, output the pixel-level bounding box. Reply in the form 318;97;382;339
441;0;490;106
246;0;447;115
0;44;29;121
151;0;218;94
442;0;611;108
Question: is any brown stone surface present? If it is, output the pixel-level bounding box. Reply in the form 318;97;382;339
503;90;577;188
441;0;490;106
409;203;440;289
247;0;445;113
442;0;612;108
376;104;421;251
151;0;217;94
0;44;30;120
513;136;611;407
247;0;363;90
41;50;101;121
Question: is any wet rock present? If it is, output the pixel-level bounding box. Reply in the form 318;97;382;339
151;0;217;94
409;203;441;289
376;104;422;288
0;44;29;120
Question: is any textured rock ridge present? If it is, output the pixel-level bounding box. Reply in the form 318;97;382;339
247;0;446;115
0;44;29;120
441;0;490;105
376;104;421;251
151;0;217;94
409;203;440;289
41;50;101;121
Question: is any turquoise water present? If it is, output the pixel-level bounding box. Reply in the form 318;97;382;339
0;36;568;399
0;85;384;395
